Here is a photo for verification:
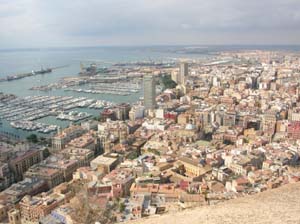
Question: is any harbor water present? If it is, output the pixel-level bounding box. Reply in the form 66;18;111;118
0;46;209;139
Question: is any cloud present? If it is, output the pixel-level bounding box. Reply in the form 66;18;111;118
0;0;300;47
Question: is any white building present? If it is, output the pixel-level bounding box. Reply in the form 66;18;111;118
142;119;170;131
129;105;145;121
155;108;165;119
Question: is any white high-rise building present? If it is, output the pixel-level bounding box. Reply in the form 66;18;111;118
129;105;145;121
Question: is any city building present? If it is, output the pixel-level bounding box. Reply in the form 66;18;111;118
19;183;73;223
129;105;145;121
179;62;188;85
90;153;123;175
7;209;21;224
0;177;48;220
9;148;44;181
143;75;156;110
52;125;85;150
113;103;131;120
25;165;64;189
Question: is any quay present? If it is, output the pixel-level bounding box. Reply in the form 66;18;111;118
0;65;68;82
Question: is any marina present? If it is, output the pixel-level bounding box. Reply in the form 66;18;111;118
10;120;58;133
57;111;92;122
89;100;114;109
86;82;141;94
0;94;114;134
65;88;133;96
30;77;142;96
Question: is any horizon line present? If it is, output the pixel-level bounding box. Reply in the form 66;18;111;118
1;44;300;52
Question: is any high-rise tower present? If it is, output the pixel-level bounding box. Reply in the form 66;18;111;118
179;62;188;85
143;75;156;110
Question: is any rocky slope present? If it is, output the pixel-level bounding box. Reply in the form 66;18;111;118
130;182;300;224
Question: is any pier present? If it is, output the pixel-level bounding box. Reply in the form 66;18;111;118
0;65;69;82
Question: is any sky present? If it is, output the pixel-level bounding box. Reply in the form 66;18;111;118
1;0;300;48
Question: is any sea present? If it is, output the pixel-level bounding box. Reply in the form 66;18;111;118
0;45;299;139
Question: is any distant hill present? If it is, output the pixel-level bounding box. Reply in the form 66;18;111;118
129;182;300;224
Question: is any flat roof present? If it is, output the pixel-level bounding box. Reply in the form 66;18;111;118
91;155;118;166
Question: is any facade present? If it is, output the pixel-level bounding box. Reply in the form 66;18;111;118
179;62;188;85
171;70;179;83
262;112;277;135
0;178;48;221
8;209;21;224
19;184;73;223
98;120;130;144
81;120;98;131
0;205;7;222
102;168;134;197
52;125;85;150
223;111;236;127
39;158;78;183
171;70;179;84
0;162;14;190
9;149;44;181
178;157;212;178
129;105;145;121
288;109;300;121
143;75;156;110
114;103;131;121
288;121;300;139
0;143;44;183
60;147;94;167
25;165;64;189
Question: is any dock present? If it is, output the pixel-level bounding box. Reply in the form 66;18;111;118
0;65;69;82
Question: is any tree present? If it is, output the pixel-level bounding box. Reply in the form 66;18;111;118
26;134;38;143
69;183;117;224
127;151;138;160
161;75;177;90
119;202;126;212
43;148;50;158
93;116;99;121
